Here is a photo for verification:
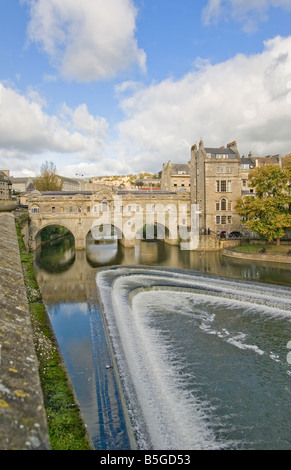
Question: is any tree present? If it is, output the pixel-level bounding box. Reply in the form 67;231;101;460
34;161;63;191
236;164;291;244
248;165;288;197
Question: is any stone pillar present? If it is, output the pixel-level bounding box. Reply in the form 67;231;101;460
75;237;86;250
119;236;135;248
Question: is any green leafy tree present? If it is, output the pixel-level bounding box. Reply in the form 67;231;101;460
249;165;288;197
34;161;63;191
236;165;291;244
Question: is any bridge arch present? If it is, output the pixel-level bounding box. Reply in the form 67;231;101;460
29;218;79;251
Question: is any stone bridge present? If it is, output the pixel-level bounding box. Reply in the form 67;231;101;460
26;188;201;251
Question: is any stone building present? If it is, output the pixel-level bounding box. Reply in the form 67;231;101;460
0;170;12;200
161;140;242;235
10;176;35;194
161;163;190;192
241;152;256;196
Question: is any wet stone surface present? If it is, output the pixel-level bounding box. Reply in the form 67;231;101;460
0;213;50;450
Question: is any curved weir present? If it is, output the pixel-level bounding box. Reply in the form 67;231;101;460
96;266;291;450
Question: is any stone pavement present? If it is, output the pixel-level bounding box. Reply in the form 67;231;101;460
0;212;50;450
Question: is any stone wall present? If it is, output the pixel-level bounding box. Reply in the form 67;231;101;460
0;213;50;450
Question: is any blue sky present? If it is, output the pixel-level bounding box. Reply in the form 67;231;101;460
1;0;291;178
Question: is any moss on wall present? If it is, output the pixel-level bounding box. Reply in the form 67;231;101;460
15;216;92;450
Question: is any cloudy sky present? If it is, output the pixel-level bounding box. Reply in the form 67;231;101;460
1;0;291;178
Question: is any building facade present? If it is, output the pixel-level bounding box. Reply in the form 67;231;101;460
0;170;12;200
161;141;243;235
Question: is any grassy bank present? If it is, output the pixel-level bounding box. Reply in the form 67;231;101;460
15;215;92;450
233;243;291;255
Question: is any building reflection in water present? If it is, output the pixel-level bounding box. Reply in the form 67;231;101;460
34;234;291;304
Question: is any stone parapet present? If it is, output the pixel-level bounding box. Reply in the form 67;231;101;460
0;213;50;450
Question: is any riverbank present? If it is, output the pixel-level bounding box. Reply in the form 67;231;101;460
223;243;291;265
0;212;93;450
0;212;50;449
16;214;94;450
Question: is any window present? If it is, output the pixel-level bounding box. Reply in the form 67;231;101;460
69;206;73;213
228;216;232;224
216;202;220;211
216;216;220;224
228;202;232;211
52;207;56;213
221;198;227;211
102;198;108;212
227;181;232;192
217;180;227;192
242;179;247;187
221;180;227;192
78;206;82;213
217;166;234;173
221;216;227;224
87;206;90;213
31;206;39;214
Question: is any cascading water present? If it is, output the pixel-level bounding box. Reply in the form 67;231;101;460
96;266;291;450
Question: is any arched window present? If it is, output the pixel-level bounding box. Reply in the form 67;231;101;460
221;198;227;211
31;205;39;214
102;197;108;212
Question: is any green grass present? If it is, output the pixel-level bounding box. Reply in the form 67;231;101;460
15;217;92;450
233;243;291;255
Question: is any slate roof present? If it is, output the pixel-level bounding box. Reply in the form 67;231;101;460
205;147;238;158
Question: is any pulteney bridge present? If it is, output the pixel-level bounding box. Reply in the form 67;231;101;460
26;188;200;251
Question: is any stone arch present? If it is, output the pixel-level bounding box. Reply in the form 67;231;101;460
86;222;124;242
138;221;174;242
29;220;76;251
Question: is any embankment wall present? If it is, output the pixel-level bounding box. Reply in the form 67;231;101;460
0;212;50;450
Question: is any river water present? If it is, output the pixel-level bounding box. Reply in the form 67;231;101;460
33;236;291;450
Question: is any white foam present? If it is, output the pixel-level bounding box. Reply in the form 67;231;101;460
97;267;291;450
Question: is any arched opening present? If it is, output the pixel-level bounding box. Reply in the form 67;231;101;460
137;223;170;241
87;223;121;243
221;198;227;211
86;223;122;266
35;224;75;273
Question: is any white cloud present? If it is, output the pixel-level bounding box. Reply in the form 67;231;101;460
115;35;291;172
23;0;146;82
4;35;291;179
0;83;109;175
202;0;291;32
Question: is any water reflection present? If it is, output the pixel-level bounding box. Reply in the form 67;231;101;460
34;236;291;292
33;235;291;449
35;233;75;273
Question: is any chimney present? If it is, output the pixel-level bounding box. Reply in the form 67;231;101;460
227;141;237;150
